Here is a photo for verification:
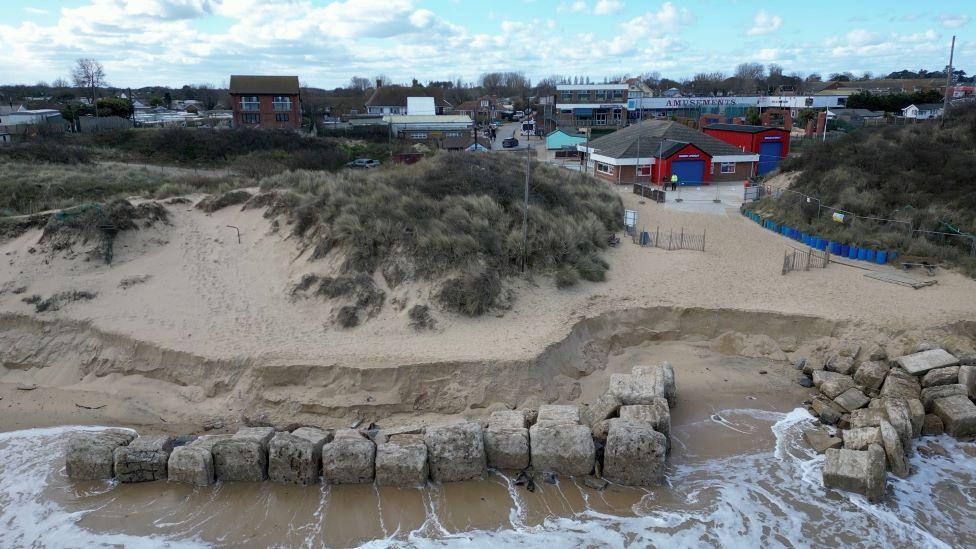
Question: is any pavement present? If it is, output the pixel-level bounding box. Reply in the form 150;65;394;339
490;120;539;152
636;182;746;216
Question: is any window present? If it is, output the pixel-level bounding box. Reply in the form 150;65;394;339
273;96;292;111
410;132;427;140
561;109;573;114
242;113;260;124
596;162;613;174
720;162;735;174
578;91;590;100
445;131;460;137
638;165;651;176
612;90;624;99
240;96;259;111
595;90;607;101
560;91;572;101
275;113;289;122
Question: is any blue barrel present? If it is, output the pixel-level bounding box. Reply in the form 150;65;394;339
841;244;850;256
803;234;810;245
641;231;650;245
818;239;828;251
866;249;876;262
848;246;858;259
876;251;887;264
831;242;842;255
889;251;898;263
857;248;868;261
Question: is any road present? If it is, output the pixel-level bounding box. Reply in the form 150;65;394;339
490;120;539;152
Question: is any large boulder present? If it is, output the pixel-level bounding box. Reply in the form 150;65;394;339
959;365;976;399
269;427;332;485
375;434;429;487
424;422;487;483
618;399;671;441
484;411;530;470
65;430;136;480
850;408;886;428
822;444;887;503
871;398;913;451
583;392;622;427
920;384;968;411
833;388;870;412
804;429;843;454
322;429;376;484
893;349;959;375
168;445;215;487
853;361;890;392
921;366;959;388
603;419;667;486
820;377;855;400
878;421;910;478
609;363;675;407
213;427;275;482
842;427;882;450
931;395;976;437
825;356;856;376
813;370;852;389
880;374;921;401
529;422;594;477
906;399;925;439
811;397;845;425
921;414;945;436
113;435;174;483
537;405;581;425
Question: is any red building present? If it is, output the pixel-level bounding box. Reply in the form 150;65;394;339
229;75;301;130
702;124;790;176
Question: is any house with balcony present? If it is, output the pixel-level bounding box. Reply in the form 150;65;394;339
229;75;301;130
552;83;628;131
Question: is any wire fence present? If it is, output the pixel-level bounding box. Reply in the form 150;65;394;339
630;225;706;252
782;246;830;275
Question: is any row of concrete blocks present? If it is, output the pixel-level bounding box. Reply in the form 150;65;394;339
65;404;670;488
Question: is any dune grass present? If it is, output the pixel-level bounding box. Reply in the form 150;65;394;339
261;152;624;315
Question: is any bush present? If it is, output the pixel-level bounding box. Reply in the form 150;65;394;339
576;255;608;282
197;190;252;213
554;265;579;288
336;306;359;328
438;268;501;317
408;304;435;330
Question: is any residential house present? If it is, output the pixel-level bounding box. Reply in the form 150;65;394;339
442;135;491;152
0;109;65;127
902;103;944;120
825;108;886;127
456;96;504;121
384;114;473;144
365;84;451;115
228;75;301;130
552;83;628;129
578;120;759;185
0;104;24;117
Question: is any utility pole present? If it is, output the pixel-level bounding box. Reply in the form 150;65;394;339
942;35;956;128
522;131;530;272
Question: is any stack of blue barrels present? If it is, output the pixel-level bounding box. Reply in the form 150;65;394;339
741;209;898;265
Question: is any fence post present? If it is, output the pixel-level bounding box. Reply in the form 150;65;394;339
702;227;706;252
806;247;812;271
680;227;684;250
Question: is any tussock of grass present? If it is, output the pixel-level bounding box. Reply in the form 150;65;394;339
197;190;252;213
758;103;976;277
408;304;435;330
261;153;622;316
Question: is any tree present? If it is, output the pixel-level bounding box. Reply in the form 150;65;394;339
828;72;854;82
734;62;765;93
51;77;69;89
71;58;106;106
95;97;133;118
348;76;371;91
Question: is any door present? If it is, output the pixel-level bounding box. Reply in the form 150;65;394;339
670;160;705;185
758;142;782;175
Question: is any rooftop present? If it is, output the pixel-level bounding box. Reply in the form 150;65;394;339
366;85;449;108
383;115;472;124
229;75;300;95
704;123;789;134
585;120;748;159
556;83;629;90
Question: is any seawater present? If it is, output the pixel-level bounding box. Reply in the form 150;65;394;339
1;410;974;548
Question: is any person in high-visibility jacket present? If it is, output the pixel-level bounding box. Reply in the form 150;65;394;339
670;174;678;191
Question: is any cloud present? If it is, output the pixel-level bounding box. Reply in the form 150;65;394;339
939;13;971;29
593;0;623;15
625;2;692;35
24;7;49;14
557;1;587;13
746;10;782;36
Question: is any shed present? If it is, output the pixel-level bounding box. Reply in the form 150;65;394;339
703;123;791;176
546;128;586;151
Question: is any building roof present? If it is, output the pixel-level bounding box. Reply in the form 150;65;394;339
704;123;788;134
229;75;300;95
0;105;24;116
383;115;472;124
442;135;491;149
556;83;628;90
366;86;449;108
585;120;746;160
912;103;945;111
546;128;586;138
829;108;884;117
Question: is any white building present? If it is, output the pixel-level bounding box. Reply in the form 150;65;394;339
901;103;944;120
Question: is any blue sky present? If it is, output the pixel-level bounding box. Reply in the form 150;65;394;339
0;0;970;88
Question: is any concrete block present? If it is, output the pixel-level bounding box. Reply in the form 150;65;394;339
853;361;890;392
826;356;856;375
880;374;921;401
921;366;959;388
65;430;136;480
424;422;486;483
893;349;959;375
879;420;909;478
822;445;887;503
820;376;855;400
931;395;976;437
113;435;174;483
269;427;332;485
213;438;268;482
609;363;675;407
485;425;529;471
811;397;845;425
920;384;968;411
959;365;976;399
906;399;924;439
583;392;622;426
804;429;843;454
813;370;853;389
375;434;428;487
921;414;944;436
487;410;526;430
850;407;886;428
322;429;375;484
842;427;882;451
168;446;214;487
536;405;581;425
833;388;870;412
618;399;671;441
529;422;594;477
603;419;667;486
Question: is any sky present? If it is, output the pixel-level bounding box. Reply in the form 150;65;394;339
0;0;970;89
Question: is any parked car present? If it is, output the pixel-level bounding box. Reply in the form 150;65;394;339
346;158;380;169
502;137;519;148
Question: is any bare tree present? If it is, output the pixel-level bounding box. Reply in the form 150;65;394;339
691;72;726;95
52;77;70;88
348;76;371;91
72;58;106;109
734;62;765;93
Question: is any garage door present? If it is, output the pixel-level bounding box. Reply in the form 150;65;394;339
758;142;782;175
670;160;705;185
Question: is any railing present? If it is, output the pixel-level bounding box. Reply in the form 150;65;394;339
783;247;830;275
630;225;706;252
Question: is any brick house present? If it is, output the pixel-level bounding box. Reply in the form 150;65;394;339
365;84;451;115
552;83;629;129
229;75;301;130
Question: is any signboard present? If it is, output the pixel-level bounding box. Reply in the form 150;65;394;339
762;135;782;141
677;153;701;159
624;209;637;229
629;95;848;110
832;212;845;223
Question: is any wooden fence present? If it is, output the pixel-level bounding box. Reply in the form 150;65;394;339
782;247;830;275
632;226;706;252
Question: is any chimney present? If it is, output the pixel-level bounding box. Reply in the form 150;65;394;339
376;79;382;89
